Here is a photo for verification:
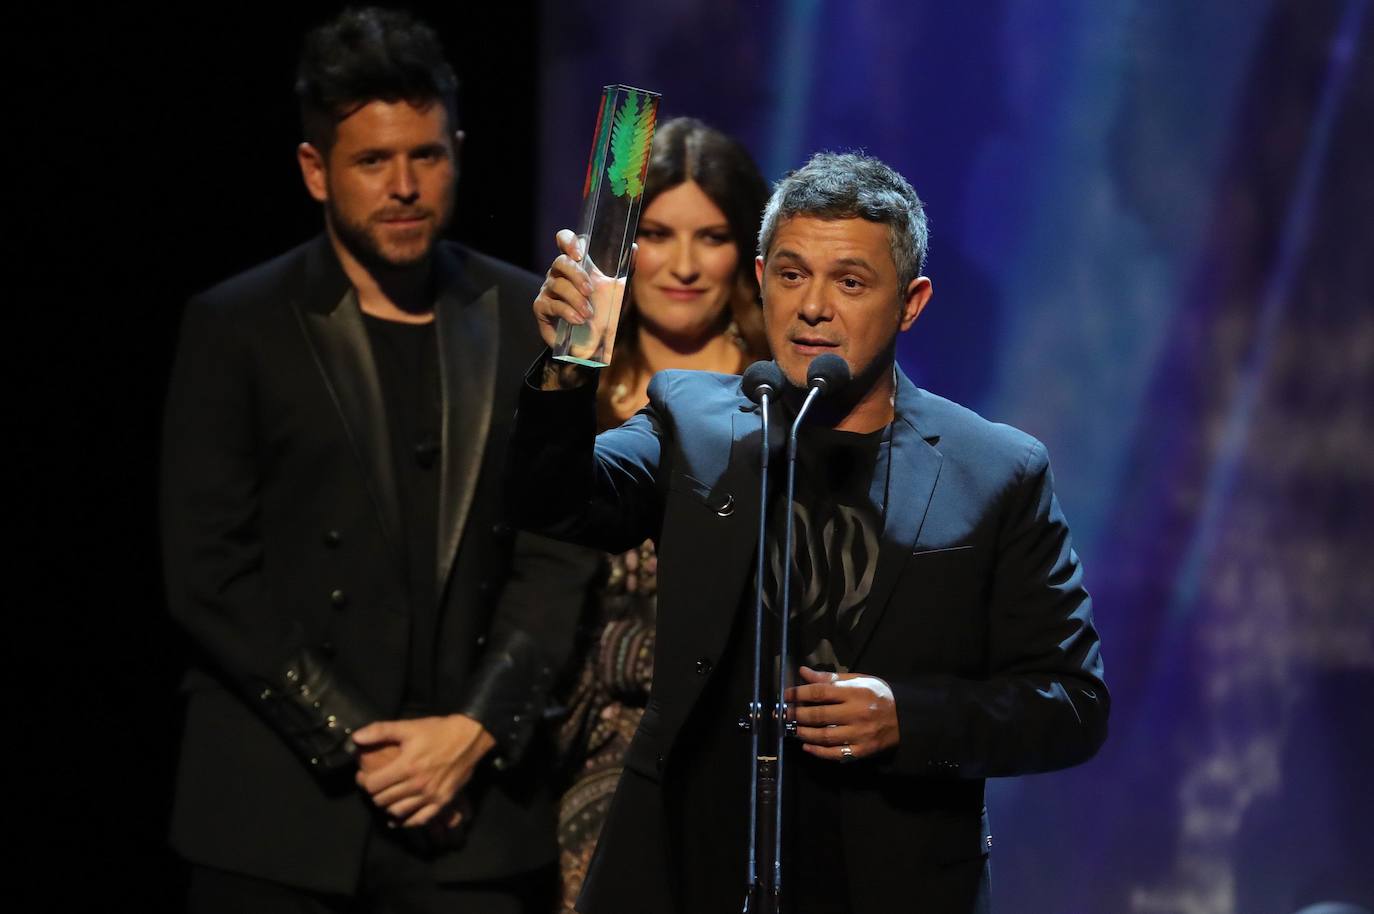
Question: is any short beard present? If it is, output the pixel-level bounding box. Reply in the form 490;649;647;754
789;342;897;427
326;199;439;275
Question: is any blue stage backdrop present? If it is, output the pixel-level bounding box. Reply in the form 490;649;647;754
536;1;1373;912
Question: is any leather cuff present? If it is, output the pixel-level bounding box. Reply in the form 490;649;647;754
523;349;597;392
459;628;557;770
256;646;380;776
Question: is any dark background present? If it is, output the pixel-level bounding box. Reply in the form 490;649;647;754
26;3;539;907
22;1;1373;912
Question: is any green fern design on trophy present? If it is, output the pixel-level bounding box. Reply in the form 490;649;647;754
606;93;655;199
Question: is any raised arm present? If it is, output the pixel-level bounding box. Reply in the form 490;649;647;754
505;230;667;553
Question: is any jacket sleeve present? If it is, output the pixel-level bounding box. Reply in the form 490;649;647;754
882;440;1109;778
504;355;669;555
476;355;672;766
160;296;382;777
458;529;602;768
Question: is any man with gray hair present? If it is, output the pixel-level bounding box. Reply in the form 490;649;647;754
511;151;1108;913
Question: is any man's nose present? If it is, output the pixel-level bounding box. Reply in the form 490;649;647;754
390;162;419;204
798;292;832;324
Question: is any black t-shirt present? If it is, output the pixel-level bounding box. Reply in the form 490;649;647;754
777;423;889;914
672;422;891;914
766;423;889;675
362;312;442;712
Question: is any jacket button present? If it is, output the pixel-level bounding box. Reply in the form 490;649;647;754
323;529;341;547
655;754;664;772
695;658;712;675
330;589;347;608
491;521;512;537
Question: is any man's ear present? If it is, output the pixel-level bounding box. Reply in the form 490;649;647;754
297;142;328;204
755;254;766;290
898;276;933;332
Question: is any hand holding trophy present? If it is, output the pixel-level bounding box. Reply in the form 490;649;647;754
551;85;661;367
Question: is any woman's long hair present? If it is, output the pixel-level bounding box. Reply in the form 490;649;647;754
597;118;770;429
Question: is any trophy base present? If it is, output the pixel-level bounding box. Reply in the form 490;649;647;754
552;353;610;368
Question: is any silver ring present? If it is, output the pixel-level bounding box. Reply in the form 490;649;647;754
840;744;854;762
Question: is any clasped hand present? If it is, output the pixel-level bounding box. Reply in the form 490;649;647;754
786;665;900;762
352;714;496;828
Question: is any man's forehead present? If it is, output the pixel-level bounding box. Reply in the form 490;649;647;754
332;98;450;144
769;215;892;268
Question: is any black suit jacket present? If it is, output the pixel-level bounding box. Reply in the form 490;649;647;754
161;236;598;892
508;365;1108;914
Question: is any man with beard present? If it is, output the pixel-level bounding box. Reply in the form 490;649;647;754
160;8;597;911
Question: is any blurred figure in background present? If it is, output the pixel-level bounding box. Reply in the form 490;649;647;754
161;8;597;911
551;117;770;912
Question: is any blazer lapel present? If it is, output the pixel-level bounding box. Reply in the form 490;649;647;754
292;238;404;557
736;390;789;472
727;405;772;546
849;371;943;666
676;406;777;659
434;257;499;598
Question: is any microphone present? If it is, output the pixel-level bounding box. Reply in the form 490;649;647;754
742;360;785;405
805;353;850;397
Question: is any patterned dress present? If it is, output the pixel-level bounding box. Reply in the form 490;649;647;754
554;540;658;913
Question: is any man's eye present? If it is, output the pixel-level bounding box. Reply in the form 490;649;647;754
358;155;383;167
841;277;864;289
780;269;803;282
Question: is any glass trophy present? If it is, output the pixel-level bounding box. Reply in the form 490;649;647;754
552;84;661;367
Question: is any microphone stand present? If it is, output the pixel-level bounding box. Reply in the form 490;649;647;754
742;356;845;913
743;379;825;913
743;382;773;913
771;383;823;908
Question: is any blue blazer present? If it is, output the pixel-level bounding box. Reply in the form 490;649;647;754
509;363;1108;914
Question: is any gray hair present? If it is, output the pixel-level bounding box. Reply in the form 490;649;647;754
757;152;929;290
